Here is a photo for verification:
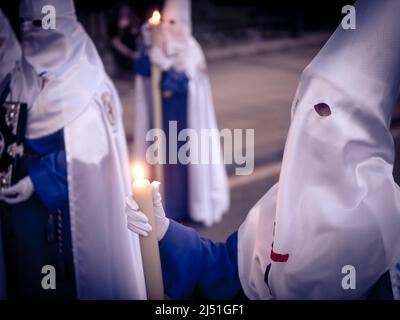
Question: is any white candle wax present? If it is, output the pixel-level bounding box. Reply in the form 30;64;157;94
132;178;164;300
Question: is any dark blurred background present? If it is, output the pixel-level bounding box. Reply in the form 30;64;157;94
2;0;353;47
1;0;356;80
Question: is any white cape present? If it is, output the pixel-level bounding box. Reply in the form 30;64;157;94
64;77;146;299
134;38;229;226
238;0;400;300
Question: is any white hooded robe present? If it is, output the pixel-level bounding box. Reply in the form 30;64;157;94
1;0;147;299
238;0;400;300
134;0;229;226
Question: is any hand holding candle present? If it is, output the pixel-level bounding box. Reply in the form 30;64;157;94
127;10;165;300
130;164;165;300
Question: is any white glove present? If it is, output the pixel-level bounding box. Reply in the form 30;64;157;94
149;46;173;71
0;176;34;204
125;181;170;241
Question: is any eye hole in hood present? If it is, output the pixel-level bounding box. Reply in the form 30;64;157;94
314;103;332;117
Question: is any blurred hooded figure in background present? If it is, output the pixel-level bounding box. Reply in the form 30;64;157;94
126;0;400;299
134;0;229;226
133;20;152;163
0;0;146;299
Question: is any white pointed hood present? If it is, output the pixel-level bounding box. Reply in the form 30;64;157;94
239;0;400;299
163;0;192;34
19;0;104;139
161;0;192;58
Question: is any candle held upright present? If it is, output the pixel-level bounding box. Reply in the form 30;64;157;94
131;164;164;300
149;10;164;195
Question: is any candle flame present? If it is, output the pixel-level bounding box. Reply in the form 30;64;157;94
131;163;146;180
149;10;161;26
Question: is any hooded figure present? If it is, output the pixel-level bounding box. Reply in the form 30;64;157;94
134;0;229;226
239;0;400;300
0;0;146;299
126;0;400;299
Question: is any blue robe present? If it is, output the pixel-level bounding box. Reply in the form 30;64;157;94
159;220;243;300
161;69;189;222
133;43;151;78
0;129;76;299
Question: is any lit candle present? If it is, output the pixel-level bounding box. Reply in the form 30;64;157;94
131;164;164;300
149;9;161;28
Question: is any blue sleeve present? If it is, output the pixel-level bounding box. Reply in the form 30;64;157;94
161;68;189;95
159;220;242;300
134;49;151;77
24;130;68;213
